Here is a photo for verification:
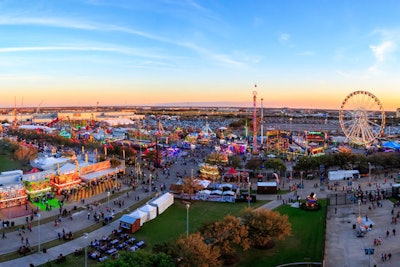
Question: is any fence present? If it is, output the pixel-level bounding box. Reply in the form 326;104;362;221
327;188;392;206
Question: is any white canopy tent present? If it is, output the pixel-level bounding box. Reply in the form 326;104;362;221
149;192;174;215
128;209;148;226
139;204;157;221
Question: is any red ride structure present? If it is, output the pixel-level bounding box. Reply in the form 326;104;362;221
252;89;258;154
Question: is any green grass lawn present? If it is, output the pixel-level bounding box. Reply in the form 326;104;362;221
0;154;25;172
238;200;327;267
39;199;326;267
134;200;265;248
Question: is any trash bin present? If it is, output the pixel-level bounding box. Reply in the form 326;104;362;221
10;221;14;227
43;248;47;253
353;224;356;229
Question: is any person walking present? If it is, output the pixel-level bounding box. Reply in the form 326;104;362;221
393;228;396;236
2;231;6;239
25;237;29;246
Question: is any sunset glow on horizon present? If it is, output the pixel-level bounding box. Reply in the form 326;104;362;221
1;1;400;111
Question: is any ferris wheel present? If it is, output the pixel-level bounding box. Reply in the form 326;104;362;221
339;90;385;146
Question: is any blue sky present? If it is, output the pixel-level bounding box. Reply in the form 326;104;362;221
0;0;399;110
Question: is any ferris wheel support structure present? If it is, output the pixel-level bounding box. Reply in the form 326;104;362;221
339;90;385;147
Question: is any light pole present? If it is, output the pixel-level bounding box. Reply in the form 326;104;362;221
148;173;152;196
299;169;303;200
368;162;371;185
357;200;361;224
37;213;41;253
248;178;251;208
84;233;89;267
186;203;190;237
107;191;110;209
107;191;110;225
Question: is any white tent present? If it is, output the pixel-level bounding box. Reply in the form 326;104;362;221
139;204;157;221
222;190;235;196
129;209;148;226
210;190;223;195
149;192;174;215
199;189;211;195
220;183;233;189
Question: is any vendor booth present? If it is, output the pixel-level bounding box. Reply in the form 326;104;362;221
0;170;27;209
22;170;55;200
119;214;141;234
199;164;221;181
51;170;81;195
257;182;278;194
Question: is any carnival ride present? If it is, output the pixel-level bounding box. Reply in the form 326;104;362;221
339;90;385;147
199;164;221;181
300;191;321;211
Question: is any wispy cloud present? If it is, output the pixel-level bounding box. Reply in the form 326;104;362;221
369;41;396;62
0;45;165;59
366;28;399;76
0;16;246;69
180;42;246;68
296;50;314;56
279;33;290;43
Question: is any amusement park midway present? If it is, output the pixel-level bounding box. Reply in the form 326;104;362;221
0;157;399;267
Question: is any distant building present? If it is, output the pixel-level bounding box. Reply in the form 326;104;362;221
397;108;400;118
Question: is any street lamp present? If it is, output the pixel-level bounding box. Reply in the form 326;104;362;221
37;213;41;253
148;173;152;195
84;233;89;267
357;200;361;224
186;203;190;237
368;162;371;185
107;191;110;209
107;191;111;226
248;178;251;208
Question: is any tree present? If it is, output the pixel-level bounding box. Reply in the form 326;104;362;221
181;177;203;200
229;155;242;169
13;144;38;165
264;158;286;174
242;207;291;249
110;158;121;168
174;233;222;267
245;157;262;176
199;215;250;264
144;148;163;168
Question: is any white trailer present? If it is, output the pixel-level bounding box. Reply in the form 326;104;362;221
328;170;360;181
